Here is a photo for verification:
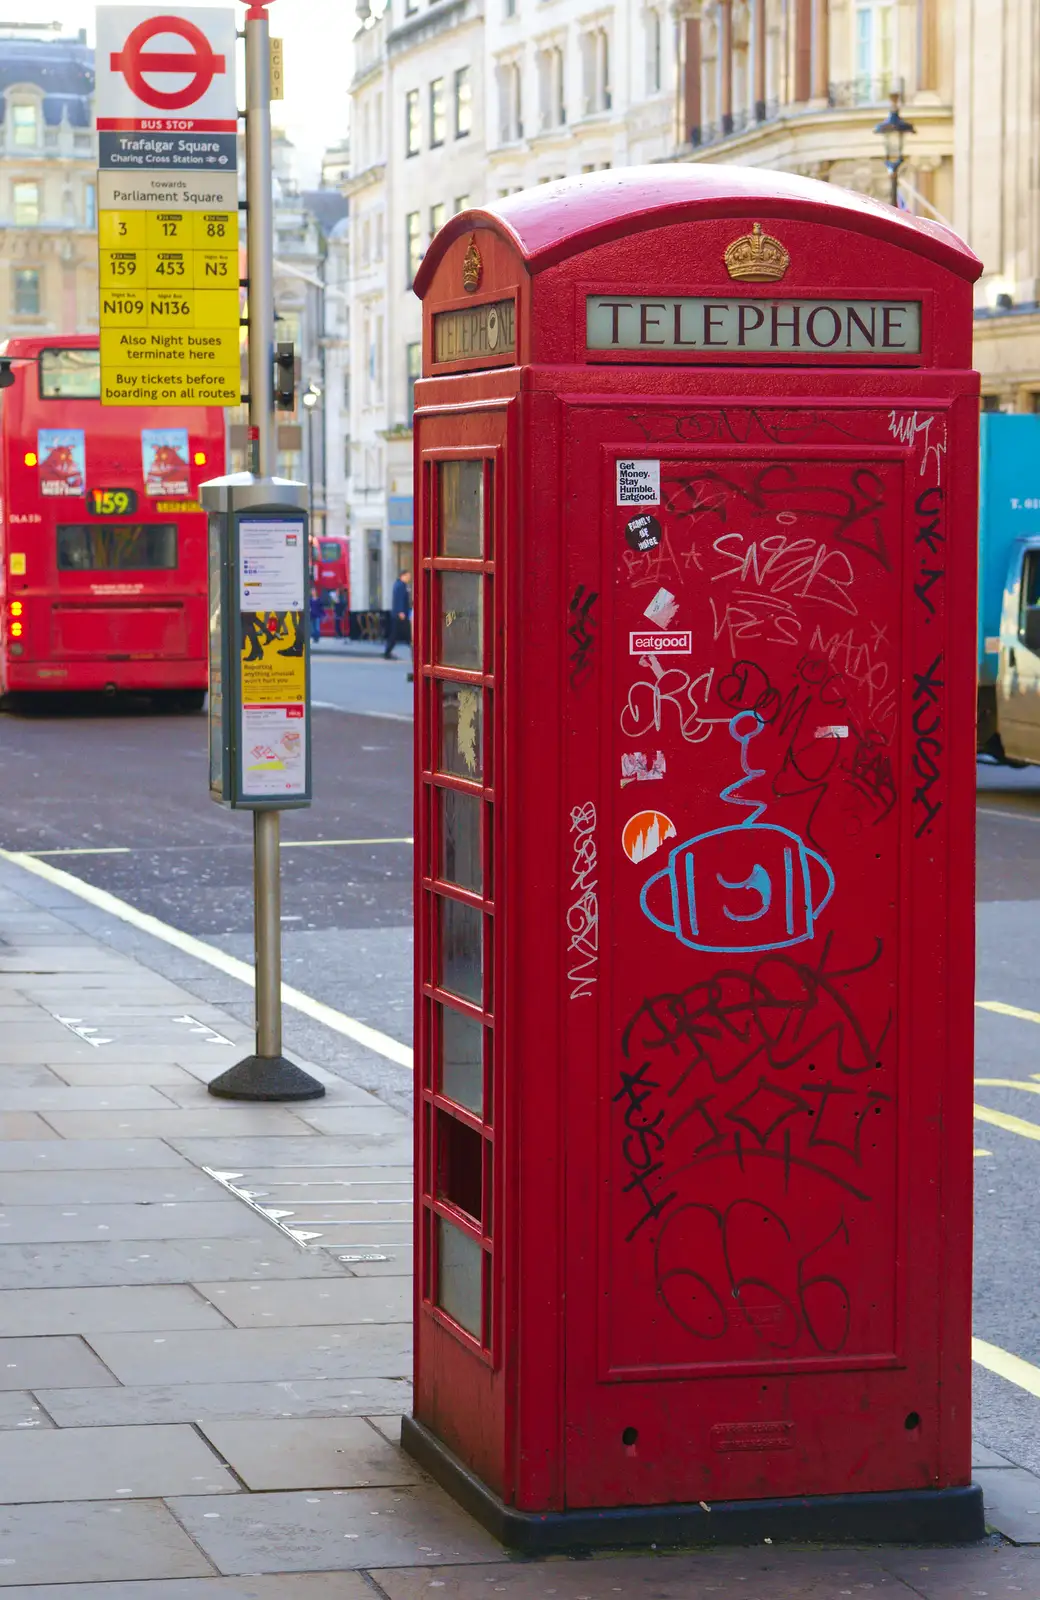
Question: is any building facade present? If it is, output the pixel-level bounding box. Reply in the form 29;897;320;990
0;30;97;343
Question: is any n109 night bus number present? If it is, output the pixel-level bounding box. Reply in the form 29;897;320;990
87;488;138;516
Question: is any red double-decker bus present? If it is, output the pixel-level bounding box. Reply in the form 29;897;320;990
0;336;226;708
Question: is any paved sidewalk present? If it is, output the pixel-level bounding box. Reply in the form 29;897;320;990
0;862;1039;1596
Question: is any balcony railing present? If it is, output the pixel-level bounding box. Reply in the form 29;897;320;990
690;76;905;149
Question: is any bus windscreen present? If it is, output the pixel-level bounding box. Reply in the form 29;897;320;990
40;348;101;400
57;523;178;571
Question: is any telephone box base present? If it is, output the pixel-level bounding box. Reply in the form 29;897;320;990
402;1418;985;1553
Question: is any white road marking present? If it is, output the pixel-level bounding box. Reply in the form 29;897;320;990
0;849;414;1072
311;701;412;722
976;806;1040;825
25;847;132;857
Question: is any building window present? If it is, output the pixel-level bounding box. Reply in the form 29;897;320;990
497;59;523;142
13;181;39;226
430;202;446;239
407;341;421;419
454;66;472;136
854;3;895;98
405;88;421;156
430;77;446;145
505;0;517;16
343;372;351;409
11;103;38;148
645;9;662;93
84;182;96;229
406;0;418;16
454;194;470;213
13;268;40;316
406;210;423;286
537;44;566;130
581;27;611;114
344;436;353;477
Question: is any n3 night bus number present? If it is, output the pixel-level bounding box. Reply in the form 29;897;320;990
87;489;137;516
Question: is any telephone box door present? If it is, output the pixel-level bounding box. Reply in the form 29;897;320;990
560;389;976;1508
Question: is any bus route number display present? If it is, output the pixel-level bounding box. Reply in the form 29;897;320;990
87;488;138;516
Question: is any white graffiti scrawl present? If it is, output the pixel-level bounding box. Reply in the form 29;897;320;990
566;802;598;999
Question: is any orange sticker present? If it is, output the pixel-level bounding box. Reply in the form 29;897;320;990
622;810;676;864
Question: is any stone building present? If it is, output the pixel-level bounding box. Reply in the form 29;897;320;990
0;29;97;342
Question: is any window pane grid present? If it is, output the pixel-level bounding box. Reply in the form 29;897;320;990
419;449;498;1360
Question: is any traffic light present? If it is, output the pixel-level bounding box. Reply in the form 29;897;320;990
274;343;295;411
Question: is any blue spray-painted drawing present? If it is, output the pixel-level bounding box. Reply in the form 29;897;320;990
640;710;835;953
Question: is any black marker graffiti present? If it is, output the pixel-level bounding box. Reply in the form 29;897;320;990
911;653;944;837
567;584;598;689
913;486;944;617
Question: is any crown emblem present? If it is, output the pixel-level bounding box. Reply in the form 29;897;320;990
723;222;790;283
462;236;482;293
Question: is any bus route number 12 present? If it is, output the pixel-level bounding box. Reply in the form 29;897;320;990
88;488;137;516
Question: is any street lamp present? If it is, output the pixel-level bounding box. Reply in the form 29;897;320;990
301;383;321;529
873;93;915;208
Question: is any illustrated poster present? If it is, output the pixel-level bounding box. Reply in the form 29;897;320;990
38;430;85;497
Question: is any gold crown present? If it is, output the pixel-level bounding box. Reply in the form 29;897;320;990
462;236;482;293
723;222;790;283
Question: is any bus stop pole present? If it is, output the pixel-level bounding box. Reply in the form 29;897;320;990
208;2;323;1100
244;2;282;1066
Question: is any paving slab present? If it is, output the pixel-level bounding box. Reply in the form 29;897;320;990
883;1544;1040;1595
0;1066;65;1088
168;1484;502;1574
0;1422;238;1502
192;1277;410;1328
0;1169;221;1204
368;1415;402;1446
0;1575;374;1599
0;1237;346;1290
172;1137;414;1168
975;1464;1040;1542
0;1113;62;1142
198;1417;424;1491
0;1086;175;1110
51;1063;199;1087
43;1110;318;1139
0;1201;273;1244
0;1500;215;1585
973;1441;1015;1468
0;1285;228;1336
0;1139;190;1171
37;1376;414;1427
0;1392;53;1430
294;1108;412;1138
0;1335;116;1389
85;1324;411;1385
327;1246;413;1278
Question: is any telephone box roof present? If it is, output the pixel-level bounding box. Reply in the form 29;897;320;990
413;164;981;297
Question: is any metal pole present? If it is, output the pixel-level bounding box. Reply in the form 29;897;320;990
245;2;274;478
254;809;282;1057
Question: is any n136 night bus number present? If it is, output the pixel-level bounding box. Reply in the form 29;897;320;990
87;489;138;516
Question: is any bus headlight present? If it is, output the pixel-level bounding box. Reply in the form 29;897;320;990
10;622;23;638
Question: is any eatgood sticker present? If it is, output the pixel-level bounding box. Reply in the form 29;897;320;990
617;460;660;505
630;630;692;654
625;512;662;552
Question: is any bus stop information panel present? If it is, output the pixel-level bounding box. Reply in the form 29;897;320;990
405;167;984;1550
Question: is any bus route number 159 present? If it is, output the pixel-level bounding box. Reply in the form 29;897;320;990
88;488;138;516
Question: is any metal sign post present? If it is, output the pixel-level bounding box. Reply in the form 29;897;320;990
202;0;323;1102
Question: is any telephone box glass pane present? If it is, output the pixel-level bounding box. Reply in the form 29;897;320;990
438;683;483;779
439;1002;483;1115
438;460;483;558
436;1214;482;1337
438;571;482;669
439;895;483;1003
440;786;482;892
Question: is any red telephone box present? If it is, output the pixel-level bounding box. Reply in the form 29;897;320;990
406;166;984;1550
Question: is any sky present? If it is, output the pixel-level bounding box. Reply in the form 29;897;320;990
18;0;353;184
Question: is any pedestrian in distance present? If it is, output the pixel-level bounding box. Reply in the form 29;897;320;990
333;586;349;640
384;569;411;660
309;586;323;644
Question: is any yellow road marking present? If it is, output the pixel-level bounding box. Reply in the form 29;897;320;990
26;847;131;857
974;1149;992;1157
974;1103;1040;1143
973;1337;1040;1401
976;1000;1040;1026
976;1078;1040;1096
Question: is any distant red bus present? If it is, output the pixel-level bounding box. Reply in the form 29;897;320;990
311;534;350;637
0;336;226;707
